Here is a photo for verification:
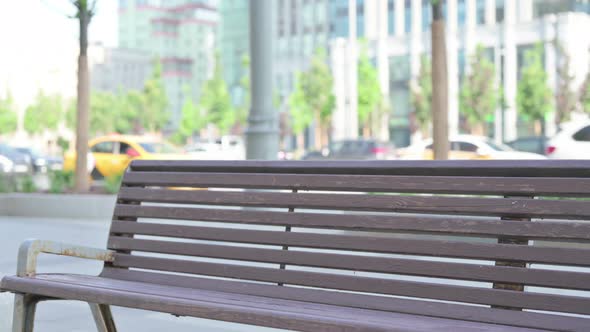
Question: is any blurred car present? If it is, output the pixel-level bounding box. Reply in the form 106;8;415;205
63;135;189;179
506;136;548;156
186;136;246;160
0;143;32;175
547;122;590;159
13;147;63;173
399;135;546;160
302;139;396;160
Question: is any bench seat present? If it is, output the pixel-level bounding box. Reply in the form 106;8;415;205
2;273;551;332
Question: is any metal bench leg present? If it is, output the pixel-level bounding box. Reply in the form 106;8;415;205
12;294;38;332
89;303;117;332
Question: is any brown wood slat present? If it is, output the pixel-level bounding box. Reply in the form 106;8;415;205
117;187;590;219
100;268;590;332
122;172;590;196
129;159;590;178
113;204;590;241
108;221;590;266
108;237;590;290
111;253;590;315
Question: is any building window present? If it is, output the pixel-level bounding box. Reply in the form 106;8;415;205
458;0;466;26
388;0;395;35
422;0;433;29
476;0;486;24
496;0;505;23
405;0;411;33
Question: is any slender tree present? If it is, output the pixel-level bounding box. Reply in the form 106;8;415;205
410;55;432;136
175;90;207;144
357;42;381;137
289;72;315;151
72;0;96;192
517;45;552;136
431;0;448;159
0;91;17;134
459;45;499;135
287;48;334;150
140;60;169;132
555;43;576;125
200;54;234;135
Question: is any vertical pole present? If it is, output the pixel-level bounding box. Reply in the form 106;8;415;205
246;1;279;160
432;1;449;160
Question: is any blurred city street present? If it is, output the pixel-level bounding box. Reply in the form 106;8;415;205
0;216;282;332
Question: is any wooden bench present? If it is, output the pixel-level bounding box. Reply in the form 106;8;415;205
2;160;590;331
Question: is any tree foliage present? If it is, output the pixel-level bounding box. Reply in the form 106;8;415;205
174;91;208;144
0;91;17;134
357;42;382;135
140;60;169;132
236;55;250;130
288;48;335;148
410;55;432;133
199;54;234;134
517;45;552;123
580;69;590;114
459;45;499;132
24;92;65;134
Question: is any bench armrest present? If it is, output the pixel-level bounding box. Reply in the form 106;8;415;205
16;239;115;277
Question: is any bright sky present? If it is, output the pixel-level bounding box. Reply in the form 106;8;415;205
0;0;118;108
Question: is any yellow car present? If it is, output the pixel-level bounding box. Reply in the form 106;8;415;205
63;135;189;179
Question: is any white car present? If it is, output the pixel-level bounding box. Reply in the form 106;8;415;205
547;122;590;159
400;135;546;160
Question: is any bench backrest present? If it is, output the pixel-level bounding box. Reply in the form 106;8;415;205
103;160;590;326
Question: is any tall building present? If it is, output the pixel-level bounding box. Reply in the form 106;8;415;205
118;0;219;127
90;45;152;93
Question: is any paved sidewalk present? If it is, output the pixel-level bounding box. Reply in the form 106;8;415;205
0;216;282;332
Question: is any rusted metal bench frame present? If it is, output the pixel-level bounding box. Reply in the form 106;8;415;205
2;160;590;332
10;239;116;332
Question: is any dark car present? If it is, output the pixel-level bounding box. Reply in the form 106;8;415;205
13;147;63;173
302;139;396;160
506;136;548;155
0;143;31;175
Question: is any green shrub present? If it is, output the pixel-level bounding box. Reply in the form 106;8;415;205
104;172;124;194
49;170;74;194
0;173;15;193
17;175;37;193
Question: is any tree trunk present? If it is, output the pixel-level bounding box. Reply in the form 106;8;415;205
74;5;90;193
296;132;305;156
431;2;449;160
314;119;322;150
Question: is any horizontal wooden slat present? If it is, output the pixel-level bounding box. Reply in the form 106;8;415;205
122;172;590;196
108;221;590;266
101;268;590;332
117;187;590;219
129;160;590;178
108;237;590;290
113;204;590;241
111;253;590;315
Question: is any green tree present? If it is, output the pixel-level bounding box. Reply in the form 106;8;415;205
459;45;499;135
0;91;17;134
24;92;65;134
288;48;335;149
89;91;116;135
235;55;250;133
140;60;169;132
289;72;315;150
517;45;552;135
580;68;590;114
174;91;208;144
410;55;432;135
200;54;234;134
555;42;576;125
357;42;381;137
